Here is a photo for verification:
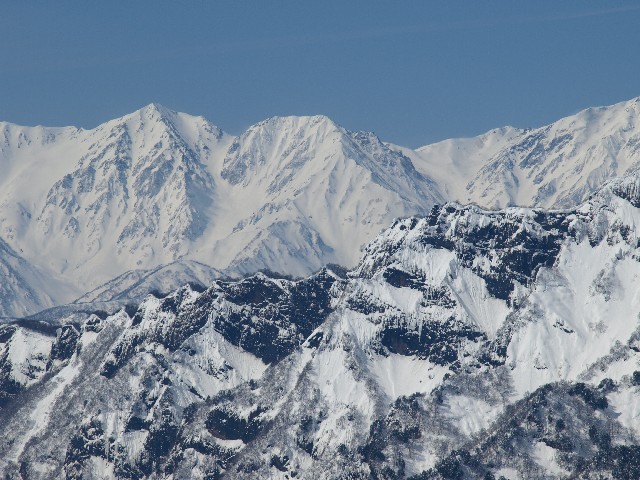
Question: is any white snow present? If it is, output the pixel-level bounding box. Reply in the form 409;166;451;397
608;385;640;438
2;327;53;385
531;441;569;476
0;105;444;317
409;97;640;209
370;354;448;400
508;234;640;396
441;394;500;438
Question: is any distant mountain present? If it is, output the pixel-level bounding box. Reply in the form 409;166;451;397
4;97;640;318
0;106;443;317
74;260;222;304
4;175;640;478
212;115;442;275
0;238;67;318
407;96;640;208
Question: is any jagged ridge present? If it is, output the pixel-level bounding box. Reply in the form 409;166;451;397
3;175;640;478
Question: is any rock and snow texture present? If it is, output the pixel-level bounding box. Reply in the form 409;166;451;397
213;116;441;276
0;106;443;317
4;97;640;317
0;238;65;319
4;177;640;478
408;96;640;209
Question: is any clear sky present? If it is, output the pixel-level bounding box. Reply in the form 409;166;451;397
2;1;640;147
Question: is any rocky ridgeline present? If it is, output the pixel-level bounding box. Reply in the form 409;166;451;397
2;176;640;478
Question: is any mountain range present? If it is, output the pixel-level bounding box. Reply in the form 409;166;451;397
3;173;640;478
3;97;640;318
4;97;640;479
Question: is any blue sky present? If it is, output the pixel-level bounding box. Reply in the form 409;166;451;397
2;1;639;146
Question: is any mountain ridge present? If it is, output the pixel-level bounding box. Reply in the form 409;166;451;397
409;96;640;208
3;97;640;318
0;104;444;317
3;174;640;478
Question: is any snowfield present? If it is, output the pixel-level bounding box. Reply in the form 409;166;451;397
3;97;640;317
3;97;640;478
2;172;640;478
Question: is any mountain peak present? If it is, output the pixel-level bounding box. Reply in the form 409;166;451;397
138;101;172;117
250;114;343;136
220;114;347;186
94;103;226;154
118;102;179;128
102;103;219;134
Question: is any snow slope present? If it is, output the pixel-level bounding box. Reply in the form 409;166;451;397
4;176;640;478
408;96;640;208
0;238;75;318
0;106;443;317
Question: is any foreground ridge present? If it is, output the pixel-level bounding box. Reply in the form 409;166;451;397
3;176;640;478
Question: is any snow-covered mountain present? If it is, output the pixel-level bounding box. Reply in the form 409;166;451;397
0;238;78;319
0;105;443;317
4;175;640;478
211;115;441;275
4;97;640;318
407;96;640;209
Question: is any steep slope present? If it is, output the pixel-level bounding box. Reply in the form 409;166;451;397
4;175;640;478
0;238;76;319
409;96;640;209
0;108;443;317
203;115;442;275
0;104;229;295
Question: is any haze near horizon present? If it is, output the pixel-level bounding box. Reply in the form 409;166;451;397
1;1;640;146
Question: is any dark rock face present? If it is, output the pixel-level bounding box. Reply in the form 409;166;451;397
378;319;485;366
204;268;339;363
417;205;570;301
383;268;428;291
4;187;640;479
98;268;341;379
64;418;108;479
206;406;264;443
100;332;144;379
47;325;80;370
138;408;181;476
0;326;23;406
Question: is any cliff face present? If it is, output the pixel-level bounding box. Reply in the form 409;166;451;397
0;107;444;317
4;175;640;479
